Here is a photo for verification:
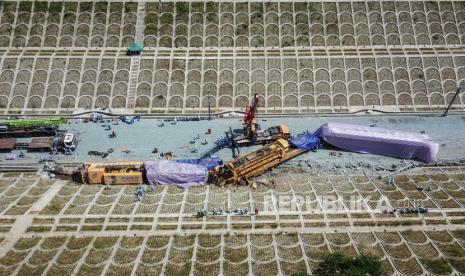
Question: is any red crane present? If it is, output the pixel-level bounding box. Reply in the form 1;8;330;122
242;94;260;140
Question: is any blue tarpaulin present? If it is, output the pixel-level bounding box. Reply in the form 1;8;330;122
120;115;141;124
176;157;223;170
290;133;320;150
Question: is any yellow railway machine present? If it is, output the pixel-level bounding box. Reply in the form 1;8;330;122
83;162;144;185
211;138;305;185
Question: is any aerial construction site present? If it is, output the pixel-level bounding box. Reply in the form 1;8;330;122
0;1;465;276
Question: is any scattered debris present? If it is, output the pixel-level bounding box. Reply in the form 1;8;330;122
39;155;54;163
88;151;109;158
5;153;15;160
120;115;141;124
215;136;231;148
91;113;103;122
160;151;175;159
380;163;416;180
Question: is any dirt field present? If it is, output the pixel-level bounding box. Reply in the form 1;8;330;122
0;166;464;275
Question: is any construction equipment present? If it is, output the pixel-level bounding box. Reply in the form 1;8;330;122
63;133;76;149
243;93;260;139
28;137;55;151
231;94;290;146
210;138;306;186
0;137;54;152
0;126;58;138
82;162;144;185
234;124;291;146
0;118;65;138
0;118;65;128
53;132;77;154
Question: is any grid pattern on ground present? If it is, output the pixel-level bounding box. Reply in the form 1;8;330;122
0;1;137;48
0;1;464;114
2;1;465;49
0;168;464;275
0;55;131;112
142;1;465;48
31;166;465;217
0;48;465;113
1;230;465;275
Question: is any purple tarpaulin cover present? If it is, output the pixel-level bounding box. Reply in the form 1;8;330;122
144;160;208;188
314;123;439;163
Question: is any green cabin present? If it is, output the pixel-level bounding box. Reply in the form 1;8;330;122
127;43;144;55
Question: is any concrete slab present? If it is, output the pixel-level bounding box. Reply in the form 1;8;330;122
0;215;33;258
28;180;66;214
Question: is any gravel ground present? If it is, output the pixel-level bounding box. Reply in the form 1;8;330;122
1;114;464;175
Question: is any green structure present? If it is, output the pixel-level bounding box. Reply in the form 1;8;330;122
0;117;66;129
127;43;144;55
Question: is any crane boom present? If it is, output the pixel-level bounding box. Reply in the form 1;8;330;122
243;93;259;126
242;94;260;140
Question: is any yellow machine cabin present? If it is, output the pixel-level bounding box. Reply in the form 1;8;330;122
83;162;144;185
234;124;291;146
271;125;290;140
212;138;305;185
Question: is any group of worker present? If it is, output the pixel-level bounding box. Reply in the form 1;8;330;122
387;178;433;192
135;184;154;201
196;207;260;218
383;207;429;214
102;122;117;138
135;185;146;201
386;178;396;185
